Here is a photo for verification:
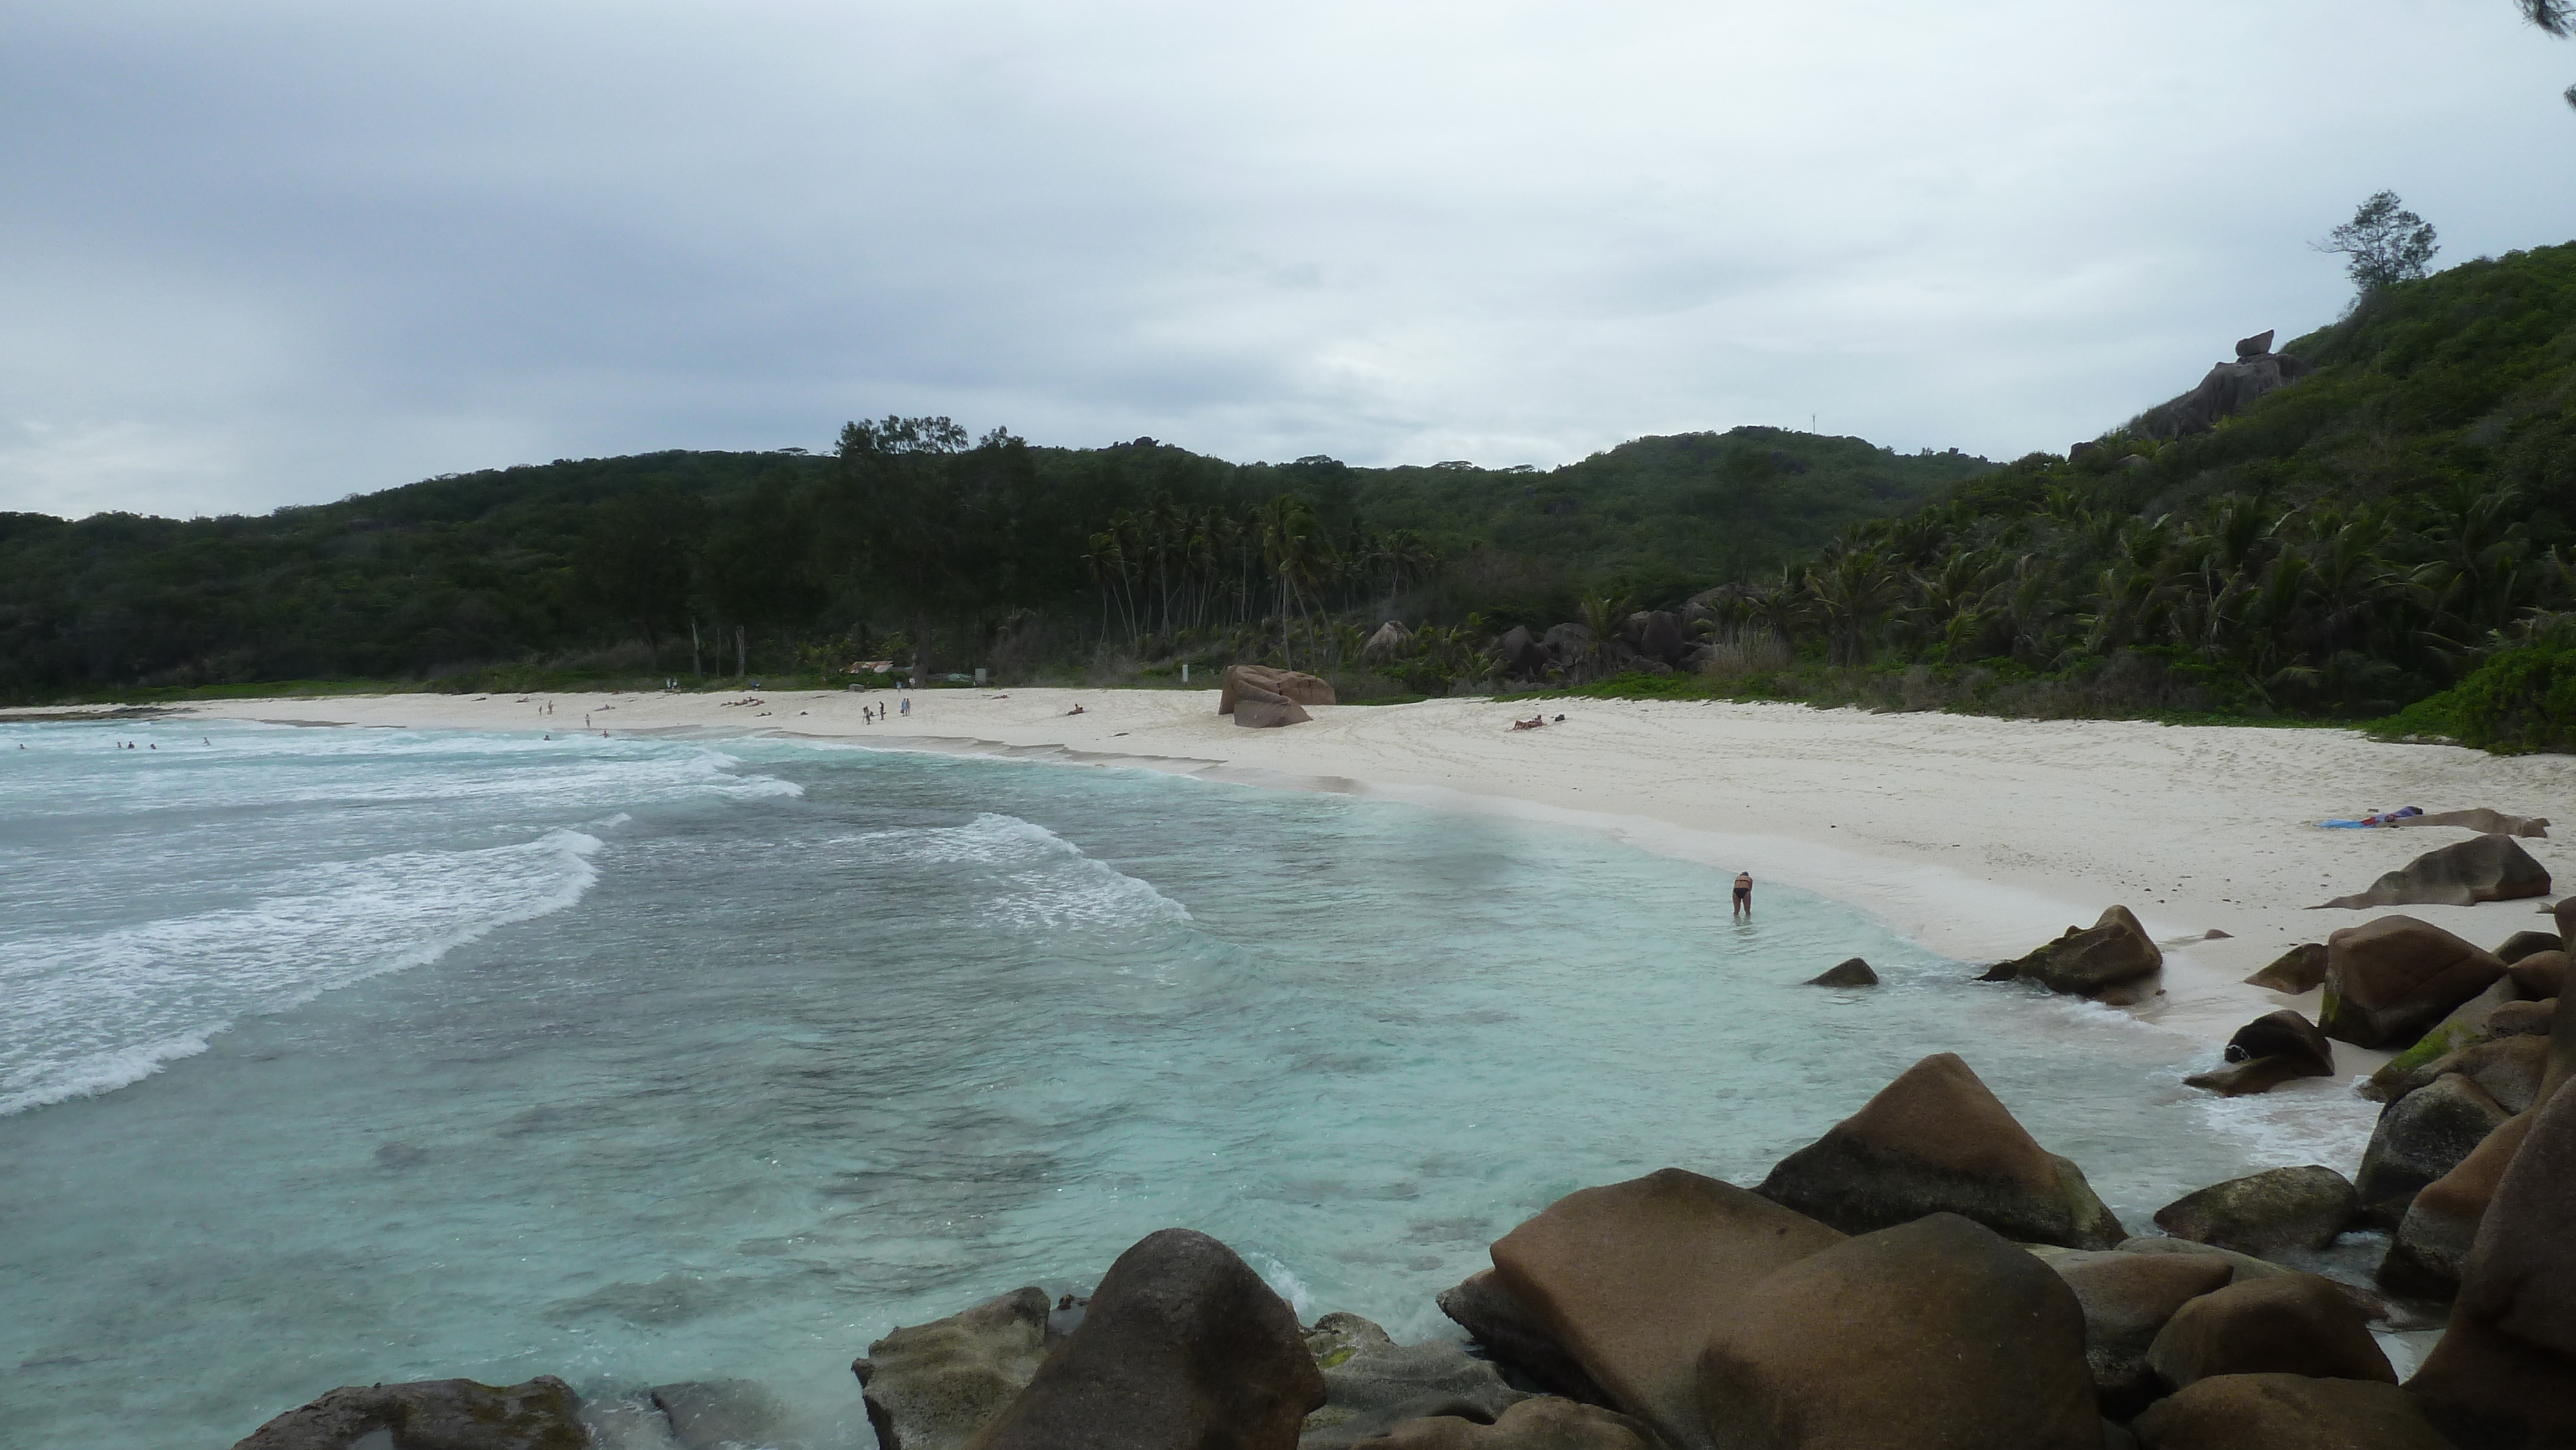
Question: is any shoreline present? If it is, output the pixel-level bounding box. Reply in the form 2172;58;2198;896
117;683;2575;1069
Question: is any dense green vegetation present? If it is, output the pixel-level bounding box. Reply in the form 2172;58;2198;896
0;423;1984;700
1700;241;2576;740
10;236;2576;752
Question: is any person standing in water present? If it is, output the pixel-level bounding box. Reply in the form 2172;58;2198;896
1732;871;1753;919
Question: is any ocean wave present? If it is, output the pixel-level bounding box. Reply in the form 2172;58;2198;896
866;812;1082;865
2187;1071;2382;1176
856;814;1194;930
0;829;604;1116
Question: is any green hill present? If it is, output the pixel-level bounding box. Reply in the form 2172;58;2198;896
1720;240;2576;736
0;426;1987;699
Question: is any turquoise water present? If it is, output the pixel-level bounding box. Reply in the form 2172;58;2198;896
0;719;2364;1448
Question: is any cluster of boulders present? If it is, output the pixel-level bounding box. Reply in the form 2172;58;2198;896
229;1039;2574;1450
1492;610;1701;687
1221;664;1338;727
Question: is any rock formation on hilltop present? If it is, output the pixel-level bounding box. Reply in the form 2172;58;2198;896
2129;329;2316;441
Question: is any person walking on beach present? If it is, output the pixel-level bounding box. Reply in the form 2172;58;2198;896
1732;871;1753;919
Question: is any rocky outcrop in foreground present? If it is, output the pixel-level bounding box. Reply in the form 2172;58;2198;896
230;1001;2571;1450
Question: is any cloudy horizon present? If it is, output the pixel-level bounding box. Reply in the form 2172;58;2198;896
6;0;2573;521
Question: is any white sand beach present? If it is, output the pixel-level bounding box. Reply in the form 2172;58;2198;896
151;685;2576;1069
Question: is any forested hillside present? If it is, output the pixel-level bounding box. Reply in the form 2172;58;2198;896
0;423;1985;697
1706;241;2576;741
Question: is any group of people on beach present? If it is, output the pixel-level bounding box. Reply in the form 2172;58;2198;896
859;697;909;723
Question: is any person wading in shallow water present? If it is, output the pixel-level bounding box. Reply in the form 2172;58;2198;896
1732;871;1754;920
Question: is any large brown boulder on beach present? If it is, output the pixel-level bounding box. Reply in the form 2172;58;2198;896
1696;1214;2099;1450
1220;664;1335;713
233;1377;587;1450
2130;1374;2452;1450
853;1286;1050;1450
2145;1274;2394;1390
2152;1166;2357;1256
2244;942;2329;993
1486;1168;1842;1446
2110;1238;2391;1322
2494;930;2562;965
2407;1082;2576;1449
1235;698;1313;728
2356;1073;2513;1216
1981;905;2161;996
1754;1053;2126;1248
1434;1272;1606;1406
1353;1398;1656;1450
2380;1112;2535;1300
2319;916;2506;1049
2394;1035;2552;1118
2045;1250;2235;1415
1300;1314;1526;1450
2320;834;2552;910
966;1228;1323;1450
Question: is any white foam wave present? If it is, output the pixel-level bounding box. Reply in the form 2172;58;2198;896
856;814;1193;930
0;829;605;1116
1247;1252;1316;1317
2188;1071;2383;1176
867;812;1081;865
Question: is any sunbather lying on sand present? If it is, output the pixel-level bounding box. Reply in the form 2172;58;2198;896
1511;714;1546;731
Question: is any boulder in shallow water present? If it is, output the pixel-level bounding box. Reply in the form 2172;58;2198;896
2130;1374;2452;1450
1351;1397;1656;1449
969;1228;1323;1450
2224;1010;2335;1073
1432;1271;1605;1406
233;1378;587;1450
1695;1214;2100;1450
2379;1111;2534;1301
1754;1052;2127;1248
2356;1073;2512;1218
2190;1012;2334;1096
2152;1166;2356;1256
852;1286;1050;1450
2319;916;2505;1050
646;1380;791;1450
1486;1167;1842;1445
1981;905;2161;997
1804;957;1877;988
1299;1313;1524;1450
2184;1057;2321;1097
2044;1249;2234;1417
2145;1273;2394;1391
2406;1081;2576;1449
2320;834;2552;910
2242;942;2328;993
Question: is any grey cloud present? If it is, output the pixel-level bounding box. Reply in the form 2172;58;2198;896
5;0;2573;518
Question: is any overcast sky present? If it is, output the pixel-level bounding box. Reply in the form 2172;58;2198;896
5;1;2572;520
